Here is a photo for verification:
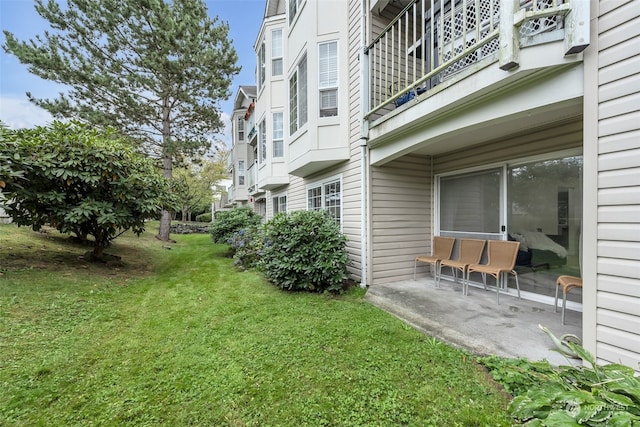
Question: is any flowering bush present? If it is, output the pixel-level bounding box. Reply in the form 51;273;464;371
228;226;263;270
209;207;262;244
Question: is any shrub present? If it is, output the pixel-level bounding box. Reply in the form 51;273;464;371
209;207;262;244
196;212;212;223
259;210;348;292
228;226;263;270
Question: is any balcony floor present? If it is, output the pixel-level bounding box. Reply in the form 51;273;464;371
364;276;582;366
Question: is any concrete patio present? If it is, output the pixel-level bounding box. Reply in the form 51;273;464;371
364;276;582;366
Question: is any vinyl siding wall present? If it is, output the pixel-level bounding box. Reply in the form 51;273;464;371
593;0;640;367
370;155;432;284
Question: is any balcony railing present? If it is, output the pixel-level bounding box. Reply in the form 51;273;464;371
227;185;235;203
247;161;258;194
365;0;569;120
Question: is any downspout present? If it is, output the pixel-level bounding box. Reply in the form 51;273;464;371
359;0;370;288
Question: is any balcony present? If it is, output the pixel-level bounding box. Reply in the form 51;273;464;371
226;152;234;173
227;185;235;205
365;0;587;123
247;161;262;196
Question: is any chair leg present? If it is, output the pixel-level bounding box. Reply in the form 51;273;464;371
512;270;521;299
435;262;440;288
463;269;468;296
554;283;560;312
413;259;417;281
562;289;568;325
496;274;500;305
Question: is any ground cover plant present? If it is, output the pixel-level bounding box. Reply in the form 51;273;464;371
480;347;640;426
0;224;511;426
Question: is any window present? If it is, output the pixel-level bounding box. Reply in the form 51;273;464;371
271;29;283;76
258;39;266;90
307;177;342;224
237;117;244;141
272;112;283;158
288;0;302;24
289;53;307;135
238;160;245;186
318;41;338;117
258;120;266;163
272;193;287;215
439;168;502;236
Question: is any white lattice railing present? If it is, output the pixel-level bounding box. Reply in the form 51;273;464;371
365;0;569;120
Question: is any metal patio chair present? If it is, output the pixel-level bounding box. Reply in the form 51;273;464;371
555;275;583;325
413;236;456;286
467;240;521;304
440;238;486;294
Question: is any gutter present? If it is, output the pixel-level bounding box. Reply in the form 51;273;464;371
359;0;370;288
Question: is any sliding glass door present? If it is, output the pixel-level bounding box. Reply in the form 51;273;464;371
436;154;583;302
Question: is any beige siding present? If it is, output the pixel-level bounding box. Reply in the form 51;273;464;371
595;0;640;367
433;119;583;174
371;155;431;284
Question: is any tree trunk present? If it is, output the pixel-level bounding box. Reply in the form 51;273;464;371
92;229;104;260
157;99;173;241
159;209;172;240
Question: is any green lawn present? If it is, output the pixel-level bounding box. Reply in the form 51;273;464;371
0;224;511;426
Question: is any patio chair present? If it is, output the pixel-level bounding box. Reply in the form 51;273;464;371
466;240;521;304
439;239;486;294
413;236;455;286
555;275;582;325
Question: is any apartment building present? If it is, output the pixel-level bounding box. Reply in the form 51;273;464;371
227;85;257;210
245;0;640;368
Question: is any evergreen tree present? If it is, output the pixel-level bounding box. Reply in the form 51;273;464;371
3;0;240;241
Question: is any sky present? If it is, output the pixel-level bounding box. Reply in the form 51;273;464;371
0;0;265;147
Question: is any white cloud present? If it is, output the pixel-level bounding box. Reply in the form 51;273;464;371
0;97;54;129
219;111;232;148
0;97;235;152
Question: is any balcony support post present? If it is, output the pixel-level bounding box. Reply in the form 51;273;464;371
564;0;590;55
499;0;520;71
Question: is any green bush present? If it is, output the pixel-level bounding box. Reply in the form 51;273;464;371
228;226;263;270
196;212;212;223
481;340;640;426
209;207;262;244
258;210;348;292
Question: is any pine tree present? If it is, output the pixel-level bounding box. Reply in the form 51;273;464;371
3;0;240;240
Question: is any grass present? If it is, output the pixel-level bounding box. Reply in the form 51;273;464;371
0;223;511;426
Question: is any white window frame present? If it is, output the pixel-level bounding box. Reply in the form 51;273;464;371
258;119;266;164
258;39;266;91
271;29;283;77
318;41;338;117
306;174;343;226
238;160;245;186
289;53;307;135
237;116;244;141
272;111;284;158
272;192;287;216
288;0;304;25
